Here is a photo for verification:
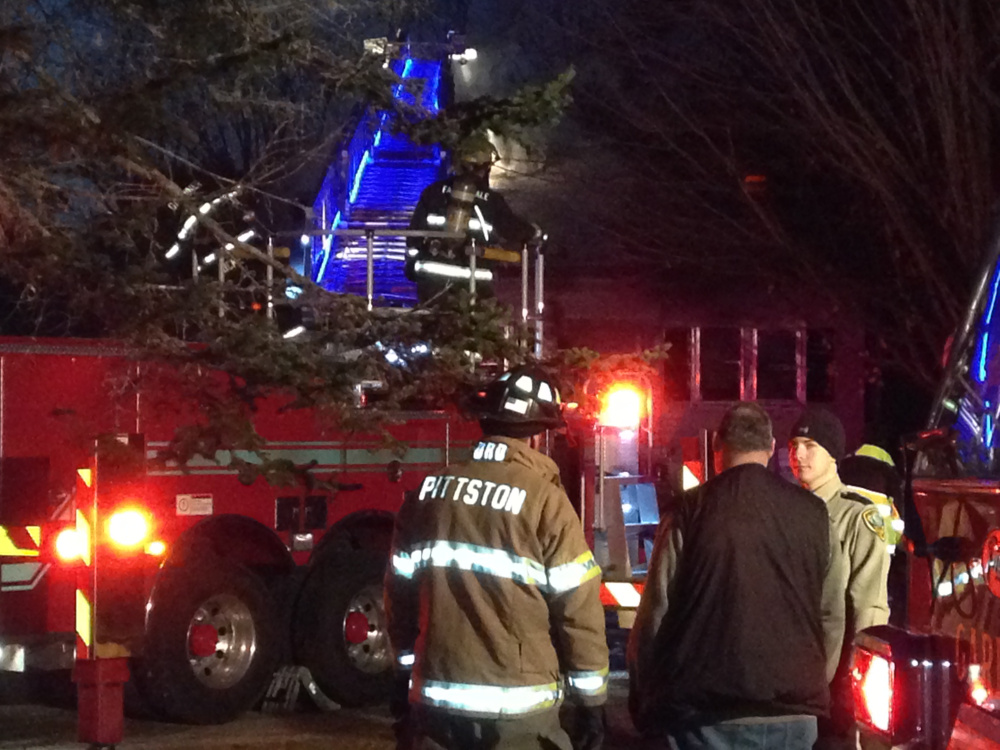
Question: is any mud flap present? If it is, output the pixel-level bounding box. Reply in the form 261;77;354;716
261;666;341;713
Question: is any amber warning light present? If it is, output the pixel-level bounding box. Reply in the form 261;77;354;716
969;664;989;707
599;384;644;430
145;540;167;556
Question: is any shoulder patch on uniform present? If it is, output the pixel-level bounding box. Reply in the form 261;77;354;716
861;505;886;541
841;489;873;506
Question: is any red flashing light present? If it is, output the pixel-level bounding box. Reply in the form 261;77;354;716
599;384;644;430
54;527;84;562
106;509;151;549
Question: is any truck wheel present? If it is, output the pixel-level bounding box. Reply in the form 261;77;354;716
294;550;393;706
133;559;280;724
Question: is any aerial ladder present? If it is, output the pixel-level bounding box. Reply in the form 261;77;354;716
298;38;545;354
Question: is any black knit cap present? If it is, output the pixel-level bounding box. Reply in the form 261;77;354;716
790;407;846;461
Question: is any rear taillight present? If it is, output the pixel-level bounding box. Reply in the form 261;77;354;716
853;649;893;733
852;626;967;750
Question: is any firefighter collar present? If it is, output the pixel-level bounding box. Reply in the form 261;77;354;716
480;435;562;486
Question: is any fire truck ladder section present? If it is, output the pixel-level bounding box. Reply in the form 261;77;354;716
308;51;444;305
301;42;545;354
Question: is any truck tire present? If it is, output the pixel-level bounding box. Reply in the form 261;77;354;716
293;549;393;707
133;558;280;724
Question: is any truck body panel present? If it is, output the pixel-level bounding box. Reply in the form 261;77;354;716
0;336;485;718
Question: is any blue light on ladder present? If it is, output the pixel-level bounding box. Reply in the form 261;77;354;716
392;58;414;99
316;55;442;303
976;264;1000;383
349;152;371;204
427;69;441;112
374;59;442;150
316;210;342;282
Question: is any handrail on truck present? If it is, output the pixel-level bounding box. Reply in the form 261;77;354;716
280;227;546;357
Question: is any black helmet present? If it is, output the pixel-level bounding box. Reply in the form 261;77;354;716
475;366;565;438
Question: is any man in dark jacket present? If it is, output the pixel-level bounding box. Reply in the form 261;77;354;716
385;366;608;750
406;134;538;304
628;402;847;750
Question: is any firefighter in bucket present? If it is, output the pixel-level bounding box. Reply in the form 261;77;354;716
406;133;540;304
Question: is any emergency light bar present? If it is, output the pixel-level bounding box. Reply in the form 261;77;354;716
852;626;967;750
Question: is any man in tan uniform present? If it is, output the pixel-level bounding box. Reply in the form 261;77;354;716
385;365;608;750
789;408;890;750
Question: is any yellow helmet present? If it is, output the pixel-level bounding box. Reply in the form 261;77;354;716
454;133;498;168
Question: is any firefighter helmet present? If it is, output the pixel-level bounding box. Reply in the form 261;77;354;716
476;366;565;438
454;133;498;169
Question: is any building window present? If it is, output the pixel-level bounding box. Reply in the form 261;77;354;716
699;327;742;401
807;329;835;402
757;330;798;400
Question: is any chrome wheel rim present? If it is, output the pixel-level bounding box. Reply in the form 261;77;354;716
342;583;391;675
186;593;257;689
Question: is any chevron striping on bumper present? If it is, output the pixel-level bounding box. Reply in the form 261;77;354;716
0;526;41;557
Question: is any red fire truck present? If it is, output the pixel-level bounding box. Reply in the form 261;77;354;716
0;340;658;719
0;335;492;722
0;324;657;737
849;227;1000;749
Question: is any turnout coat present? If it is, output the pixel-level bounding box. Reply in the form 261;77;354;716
385;436;609;719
